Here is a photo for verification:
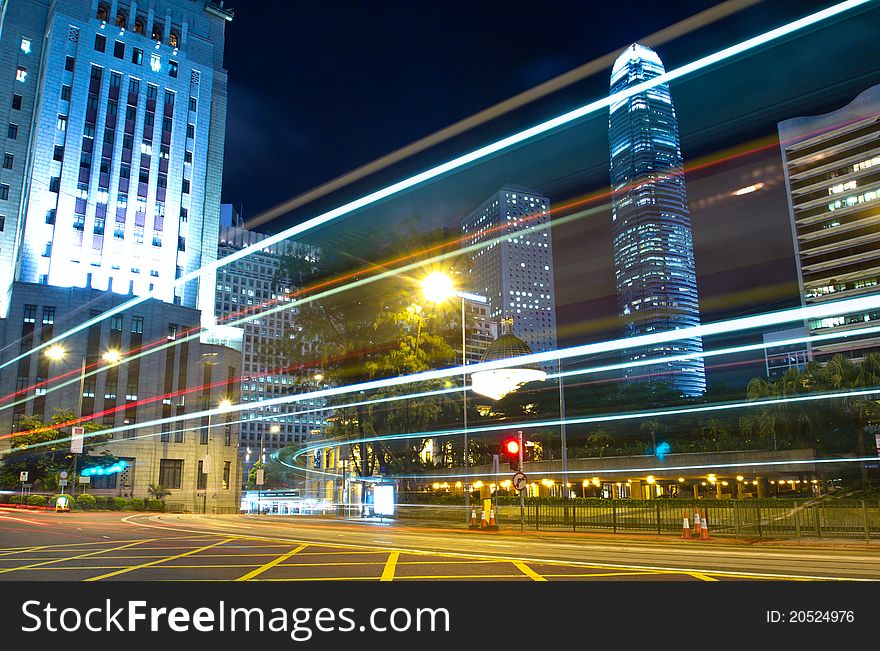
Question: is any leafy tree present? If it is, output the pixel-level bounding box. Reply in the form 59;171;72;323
0;409;111;489
273;228;464;483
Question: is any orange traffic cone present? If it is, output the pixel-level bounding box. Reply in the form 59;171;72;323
681;510;691;539
693;508;702;537
489;508;497;527
480;509;490;528
469;508;478;529
700;510;711;540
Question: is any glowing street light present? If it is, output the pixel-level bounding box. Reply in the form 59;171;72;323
44;345;66;361
420;271;456;304
102;349;122;364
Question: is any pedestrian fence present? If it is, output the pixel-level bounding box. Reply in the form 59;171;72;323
521;499;880;540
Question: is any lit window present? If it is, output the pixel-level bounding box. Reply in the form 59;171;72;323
15;66;27;82
150;53;161;72
20;38;31;54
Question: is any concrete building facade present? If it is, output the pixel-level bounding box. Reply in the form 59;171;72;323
0;282;241;512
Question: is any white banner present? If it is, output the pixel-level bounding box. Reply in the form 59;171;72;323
70;426;85;454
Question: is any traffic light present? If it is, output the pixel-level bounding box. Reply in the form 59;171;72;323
501;437;521;471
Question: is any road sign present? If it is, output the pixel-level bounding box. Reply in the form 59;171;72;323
78;475;91;484
59;470;68;480
19;471;28;482
512;471;527;492
70;426;85;454
22;483;33;489
58;479;68;488
255;468;265;486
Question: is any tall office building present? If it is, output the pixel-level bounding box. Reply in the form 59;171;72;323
0;0;232;323
608;44;705;396
215;205;328;466
778;83;880;360
461;185;557;368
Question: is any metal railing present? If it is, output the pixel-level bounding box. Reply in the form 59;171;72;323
523;499;880;540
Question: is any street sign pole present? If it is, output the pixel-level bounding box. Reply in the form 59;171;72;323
518;430;524;532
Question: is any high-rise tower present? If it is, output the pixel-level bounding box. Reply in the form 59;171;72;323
461;185;557;370
608;44;705;396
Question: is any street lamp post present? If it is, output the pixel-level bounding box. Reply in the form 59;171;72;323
420;272;487;524
44;346;122;494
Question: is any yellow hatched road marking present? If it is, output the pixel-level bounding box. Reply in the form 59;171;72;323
690;572;720;582
380;552;400;581
513;561;547;581
85;538;235;581
0;539;155;575
118;515;849;581
236;544;308;581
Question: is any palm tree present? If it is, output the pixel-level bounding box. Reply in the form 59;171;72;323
587;430;613;458
640;419;666;455
147;483;171;500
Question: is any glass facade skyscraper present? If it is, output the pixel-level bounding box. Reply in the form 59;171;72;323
608;44;705;396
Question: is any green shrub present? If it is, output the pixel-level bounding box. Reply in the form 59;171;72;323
93;495;110;510
76;494;96;510
127;498;145;511
27;495;47;507
146;499;165;512
8;495;22;505
112;497;127;510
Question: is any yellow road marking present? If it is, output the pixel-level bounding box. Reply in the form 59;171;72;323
0;539;154;575
85;538;235;581
393;575;532;580
542;571;678;578
380;552;399;581
513;561;547;581
689;572;720;582
0;546;49;557
116;515;851;581
236;544;308;581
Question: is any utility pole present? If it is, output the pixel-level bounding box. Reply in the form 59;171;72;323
518;430;525;533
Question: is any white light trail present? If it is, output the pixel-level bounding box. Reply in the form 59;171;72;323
284;385;880;467
2;0;869;373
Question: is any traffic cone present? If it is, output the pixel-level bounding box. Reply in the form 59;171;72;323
489;508;497;528
693;508;701;537
469;508;478;529
681;510;691;539
480;508;489;528
700;510;711;540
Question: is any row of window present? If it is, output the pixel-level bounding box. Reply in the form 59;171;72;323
96;4;182;48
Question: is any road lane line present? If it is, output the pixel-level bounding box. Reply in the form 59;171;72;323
0;539;155;575
513;561;547;581
85;538;235;581
380;552;400;581
235;544;308;581
113;515;876;581
689;572;720;581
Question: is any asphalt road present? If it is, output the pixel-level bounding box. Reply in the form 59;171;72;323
1;507;878;581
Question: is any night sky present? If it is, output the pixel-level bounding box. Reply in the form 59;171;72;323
218;1;880;388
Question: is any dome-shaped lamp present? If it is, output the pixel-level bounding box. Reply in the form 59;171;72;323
471;318;547;400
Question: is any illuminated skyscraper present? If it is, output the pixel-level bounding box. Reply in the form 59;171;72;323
0;0;233;325
778;83;880;360
608;44;705;395
461;185;557;370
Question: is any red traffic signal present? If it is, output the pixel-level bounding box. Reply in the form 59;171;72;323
501;437;521;470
